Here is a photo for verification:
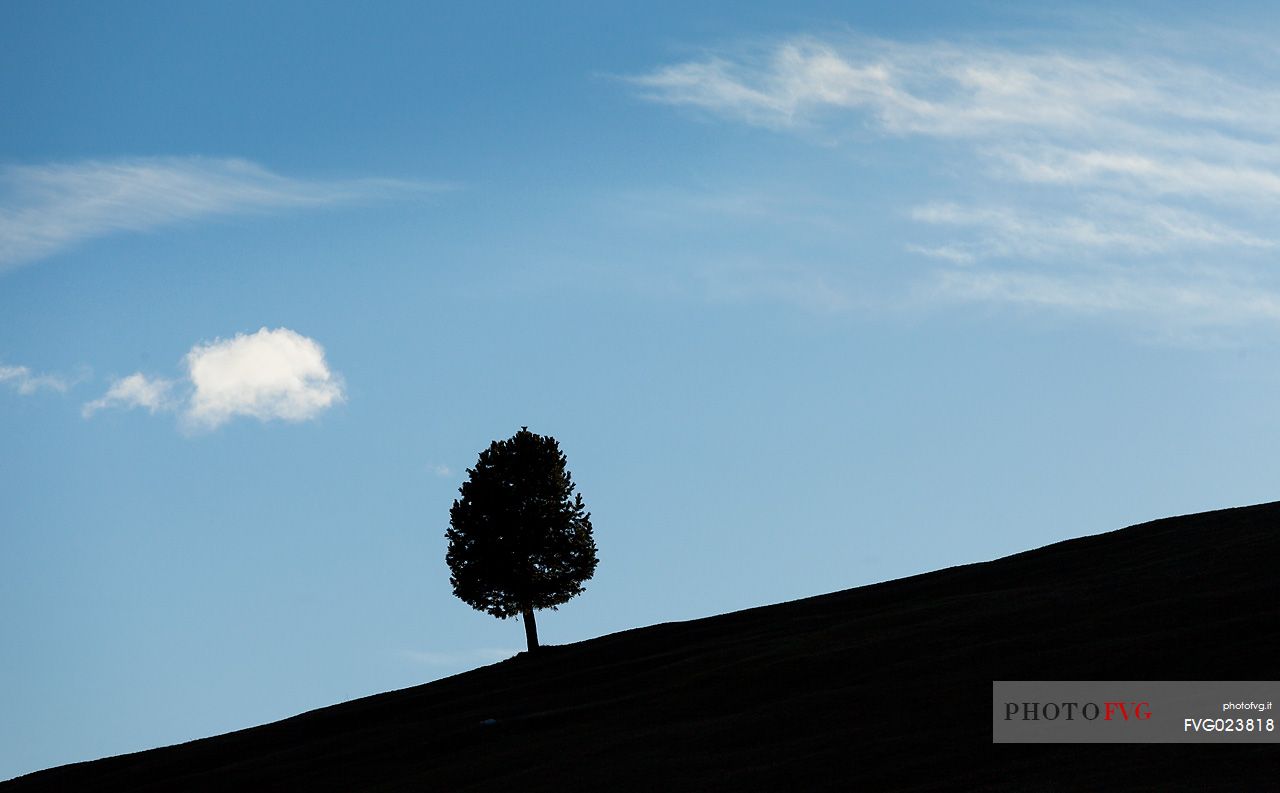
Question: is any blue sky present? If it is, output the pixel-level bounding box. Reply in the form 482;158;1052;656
6;0;1280;779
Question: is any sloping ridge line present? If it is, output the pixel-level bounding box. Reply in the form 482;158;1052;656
5;500;1279;792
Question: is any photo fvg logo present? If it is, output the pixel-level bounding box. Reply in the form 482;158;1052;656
995;681;1280;743
1004;701;1152;721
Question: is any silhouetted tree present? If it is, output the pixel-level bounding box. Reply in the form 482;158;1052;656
446;427;598;653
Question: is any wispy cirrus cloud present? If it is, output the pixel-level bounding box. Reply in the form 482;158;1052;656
991;145;1280;204
931;267;1280;344
629;32;1280;337
84;327;345;432
630;35;1280;140
0;363;68;395
0;157;430;271
910;199;1274;263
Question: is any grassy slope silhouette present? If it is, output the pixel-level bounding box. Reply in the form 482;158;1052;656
5;502;1278;791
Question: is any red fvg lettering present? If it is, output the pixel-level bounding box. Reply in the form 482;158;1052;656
1104;701;1152;720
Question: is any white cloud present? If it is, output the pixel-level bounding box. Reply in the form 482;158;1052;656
82;327;344;431
184;327;344;430
0;364;68;395
630;36;1280;141
992;145;1280;204
932;267;1280;336
430;464;454;478
904;243;976;265
0;157;428;271
81;373;176;417
628;45;908;130
910;200;1274;262
630;32;1280;335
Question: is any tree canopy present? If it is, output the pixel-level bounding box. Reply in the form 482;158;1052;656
445;427;598;652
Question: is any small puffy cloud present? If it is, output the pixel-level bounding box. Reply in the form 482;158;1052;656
82;327;344;431
430;464;454;478
0;364;67;395
81;373;176;417
184;327;345;430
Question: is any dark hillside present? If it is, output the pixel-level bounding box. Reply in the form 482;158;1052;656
6;502;1279;791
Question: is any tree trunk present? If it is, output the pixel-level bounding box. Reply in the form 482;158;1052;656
522;605;540;653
